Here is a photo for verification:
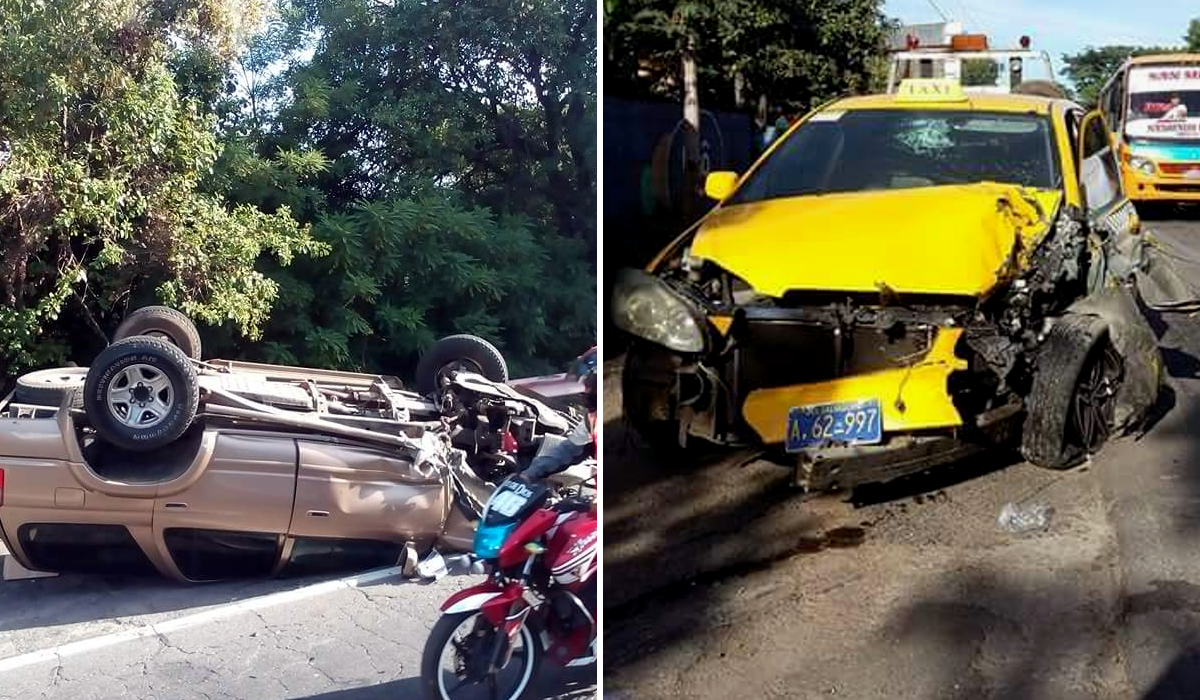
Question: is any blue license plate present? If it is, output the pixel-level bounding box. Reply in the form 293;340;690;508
785;399;882;452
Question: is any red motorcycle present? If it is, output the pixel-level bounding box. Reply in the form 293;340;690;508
420;475;597;700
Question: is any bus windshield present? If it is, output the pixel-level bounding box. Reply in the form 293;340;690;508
1126;66;1200;140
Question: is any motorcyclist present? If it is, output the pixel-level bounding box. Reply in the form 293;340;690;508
520;346;596;480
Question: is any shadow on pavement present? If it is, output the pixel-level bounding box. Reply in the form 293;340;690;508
848;449;1021;507
1135;304;1200;537
875;565;1124;699
1136;202;1200;222
1141;646;1200;700
601;358;1038;677
0;570;353;633
287;667;595;700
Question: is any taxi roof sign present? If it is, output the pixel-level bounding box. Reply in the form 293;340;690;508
896;78;968;103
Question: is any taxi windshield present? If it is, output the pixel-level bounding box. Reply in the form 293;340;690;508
729;109;1059;205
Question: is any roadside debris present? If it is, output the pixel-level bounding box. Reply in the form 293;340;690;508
416;550;449;580
997;501;1055;533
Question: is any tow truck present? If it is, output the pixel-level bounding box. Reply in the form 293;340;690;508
887;31;1058;95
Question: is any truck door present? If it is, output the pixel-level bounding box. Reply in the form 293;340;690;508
280;439;449;576
152;432;297;581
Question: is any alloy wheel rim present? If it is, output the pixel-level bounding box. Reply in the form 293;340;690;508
1069;344;1123;454
106;364;175;428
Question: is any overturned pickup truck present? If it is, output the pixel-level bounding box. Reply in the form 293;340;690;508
614;83;1197;490
0;308;594;581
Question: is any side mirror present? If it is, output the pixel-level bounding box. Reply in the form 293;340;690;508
704;171;738;201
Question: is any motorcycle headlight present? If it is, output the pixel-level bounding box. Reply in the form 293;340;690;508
1130;156;1157;176
611;269;708;353
474;522;517;559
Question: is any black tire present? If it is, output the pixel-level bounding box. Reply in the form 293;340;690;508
416;335;508;395
83;336;200;452
113;306;203;360
1022;316;1123;469
13;367;88;406
420;611;541;700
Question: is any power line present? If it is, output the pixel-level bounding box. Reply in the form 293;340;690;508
953;0;981;31
926;0;949;21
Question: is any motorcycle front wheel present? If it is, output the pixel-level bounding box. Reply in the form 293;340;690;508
420;611;542;700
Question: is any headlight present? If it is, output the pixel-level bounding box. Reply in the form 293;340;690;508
474;522;516;559
611;269;708;353
1129;156;1157;176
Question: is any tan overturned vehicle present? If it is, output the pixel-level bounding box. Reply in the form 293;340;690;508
0;307;593;582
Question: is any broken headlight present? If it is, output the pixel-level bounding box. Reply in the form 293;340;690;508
611;268;708;353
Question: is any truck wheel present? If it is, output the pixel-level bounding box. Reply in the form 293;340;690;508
112;306;203;360
416;335;508;395
13;367;88;406
83;336;199;452
1022;316;1124;469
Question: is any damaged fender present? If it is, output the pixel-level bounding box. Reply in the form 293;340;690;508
1064;285;1162;431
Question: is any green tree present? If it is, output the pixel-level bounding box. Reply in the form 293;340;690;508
0;0;323;380
605;0;892;114
1187;18;1200;51
961;59;1000;87
1061;45;1174;107
203;0;597;376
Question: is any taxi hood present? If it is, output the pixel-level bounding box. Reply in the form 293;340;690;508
689;183;1063;298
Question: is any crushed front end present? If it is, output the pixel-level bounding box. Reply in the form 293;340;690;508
614;185;1108;490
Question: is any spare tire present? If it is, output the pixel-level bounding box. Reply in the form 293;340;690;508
113;306;202;360
83;336;200;452
415;334;508;395
13;367;88;406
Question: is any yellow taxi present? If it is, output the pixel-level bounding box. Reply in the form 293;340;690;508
612;79;1165;489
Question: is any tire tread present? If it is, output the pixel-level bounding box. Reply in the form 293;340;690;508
1021;315;1110;469
113;306;203;360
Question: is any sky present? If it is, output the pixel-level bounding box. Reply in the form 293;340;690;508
884;0;1197;83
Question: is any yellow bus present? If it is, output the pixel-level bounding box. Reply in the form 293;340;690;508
1099;54;1200;203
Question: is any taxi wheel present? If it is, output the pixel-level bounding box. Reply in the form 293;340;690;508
1022;316;1122;469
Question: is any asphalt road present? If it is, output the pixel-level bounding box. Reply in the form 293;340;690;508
0;556;595;700
603;211;1200;700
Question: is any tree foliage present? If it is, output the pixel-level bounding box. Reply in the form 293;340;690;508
205;0;597;377
1061;45;1179;108
604;0;893;113
0;0;322;378
961;59;1000;88
1;0;595;385
1187;19;1200;52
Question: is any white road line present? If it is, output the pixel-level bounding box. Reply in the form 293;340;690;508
0;565;404;674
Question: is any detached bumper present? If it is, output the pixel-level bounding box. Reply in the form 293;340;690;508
791;433;984;491
741;328;967;444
